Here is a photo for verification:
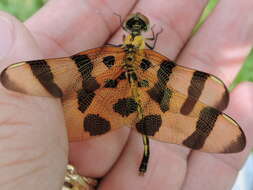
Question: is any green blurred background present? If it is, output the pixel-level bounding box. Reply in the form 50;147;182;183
0;0;252;88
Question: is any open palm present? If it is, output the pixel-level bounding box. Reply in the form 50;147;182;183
0;0;253;189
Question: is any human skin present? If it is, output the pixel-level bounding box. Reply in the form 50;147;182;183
0;0;253;189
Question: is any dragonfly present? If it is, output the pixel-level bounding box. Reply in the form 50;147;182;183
0;12;246;175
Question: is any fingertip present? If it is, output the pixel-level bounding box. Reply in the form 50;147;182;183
225;81;253;164
229;81;253;116
0;11;15;62
0;11;43;72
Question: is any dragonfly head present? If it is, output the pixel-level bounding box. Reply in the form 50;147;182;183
123;12;150;36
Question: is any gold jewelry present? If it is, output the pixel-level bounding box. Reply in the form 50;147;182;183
62;164;98;190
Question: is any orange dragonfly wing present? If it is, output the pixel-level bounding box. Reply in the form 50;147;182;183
133;49;245;153
1;46;135;140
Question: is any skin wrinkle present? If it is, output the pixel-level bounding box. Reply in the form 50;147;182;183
0;145;42;153
0;122;28;142
0;150;48;186
0;98;53;131
0;101;22;113
0;131;17;141
0;113;31;127
0;113;32;133
0;93;53;123
0;150;47;168
0;165;45;187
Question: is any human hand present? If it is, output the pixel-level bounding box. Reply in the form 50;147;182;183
0;0;253;190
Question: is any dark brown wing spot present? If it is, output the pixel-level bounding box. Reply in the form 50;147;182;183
113;98;138;117
72;54;100;112
71;54;92;80
148;60;175;112
215;84;229;111
222;119;246;153
1;68;28;94
147;85;172;113
159;88;172;112
157;60;176;84
147;84;163;104
180;71;209;115
103;56;115;68
140;59;151;71
83;114;111;136
223;133;246;153
136;115;162;136
28;60;63;97
77;89;95;113
71;54;97;89
183;107;220;149
77;78;99;113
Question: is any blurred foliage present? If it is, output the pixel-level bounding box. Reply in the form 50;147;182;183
0;0;47;21
193;0;219;34
0;0;252;87
231;50;253;89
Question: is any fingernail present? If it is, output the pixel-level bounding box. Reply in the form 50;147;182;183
0;15;13;60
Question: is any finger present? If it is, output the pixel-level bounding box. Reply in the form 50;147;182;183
25;0;138;57
177;0;253;85
0;12;67;189
181;82;253;190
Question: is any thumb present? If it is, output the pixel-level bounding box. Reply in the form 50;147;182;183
0;12;68;190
